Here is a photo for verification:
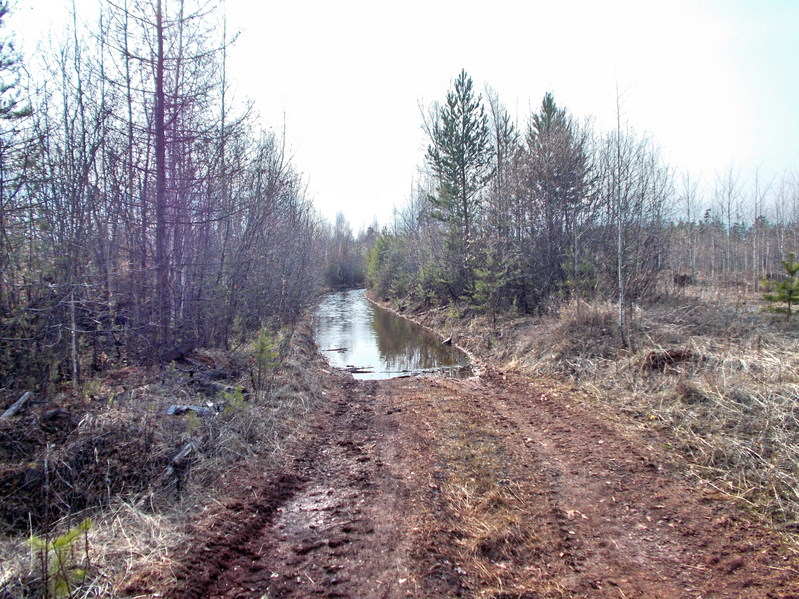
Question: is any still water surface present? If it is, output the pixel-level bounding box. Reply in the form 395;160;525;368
313;289;469;380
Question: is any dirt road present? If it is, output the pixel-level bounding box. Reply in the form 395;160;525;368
161;371;799;598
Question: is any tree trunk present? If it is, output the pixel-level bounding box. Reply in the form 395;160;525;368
154;0;170;348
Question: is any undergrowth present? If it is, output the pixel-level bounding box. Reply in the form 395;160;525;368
0;322;330;597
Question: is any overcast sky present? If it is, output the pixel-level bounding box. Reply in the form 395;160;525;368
11;0;799;231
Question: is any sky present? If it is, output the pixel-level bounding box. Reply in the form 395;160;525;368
9;0;799;231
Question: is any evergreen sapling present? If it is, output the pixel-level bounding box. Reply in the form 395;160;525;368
763;252;799;322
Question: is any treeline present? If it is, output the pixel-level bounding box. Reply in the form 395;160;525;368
366;70;799;319
670;171;799;287
321;213;374;289
0;1;327;390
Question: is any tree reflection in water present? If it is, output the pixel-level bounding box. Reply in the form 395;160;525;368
314;289;469;380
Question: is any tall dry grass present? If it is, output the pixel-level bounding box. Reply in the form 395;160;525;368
507;290;799;528
379;289;799;534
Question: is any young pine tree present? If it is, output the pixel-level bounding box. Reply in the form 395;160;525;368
764;252;799;322
425;69;494;298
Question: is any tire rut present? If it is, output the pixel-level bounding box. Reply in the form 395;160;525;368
439;374;799;597
162;373;799;599
182;380;431;599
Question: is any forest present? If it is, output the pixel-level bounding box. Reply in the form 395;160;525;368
361;70;798;332
0;0;333;393
0;0;795;393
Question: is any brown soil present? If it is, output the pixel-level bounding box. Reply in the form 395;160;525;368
151;368;799;599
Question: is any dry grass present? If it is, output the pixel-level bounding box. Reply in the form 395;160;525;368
0;322;330;597
412;286;799;535
420;401;566;598
0;499;188;597
490;289;799;531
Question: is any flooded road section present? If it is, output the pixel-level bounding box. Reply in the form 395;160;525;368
313;289;469;379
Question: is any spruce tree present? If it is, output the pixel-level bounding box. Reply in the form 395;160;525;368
526;93;591;299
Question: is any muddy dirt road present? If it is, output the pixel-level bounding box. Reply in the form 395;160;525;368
162;371;799;598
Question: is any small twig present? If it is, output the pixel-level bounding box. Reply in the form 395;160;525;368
317;518;356;533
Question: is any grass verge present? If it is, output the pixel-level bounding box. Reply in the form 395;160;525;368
406;287;799;540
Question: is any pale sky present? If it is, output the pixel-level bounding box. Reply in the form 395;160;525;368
10;0;799;230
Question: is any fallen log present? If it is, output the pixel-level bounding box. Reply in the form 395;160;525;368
344;366;374;374
1;391;32;421
163;441;196;480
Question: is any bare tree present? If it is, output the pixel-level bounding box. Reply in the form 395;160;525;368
0;0;325;389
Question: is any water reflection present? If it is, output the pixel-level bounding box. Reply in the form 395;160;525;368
314;289;469;380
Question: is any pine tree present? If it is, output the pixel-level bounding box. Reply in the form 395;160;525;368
764;252;799;322
425;69;494;298
525;93;592;298
472;244;508;329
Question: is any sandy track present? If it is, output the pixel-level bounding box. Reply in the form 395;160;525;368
161;372;799;598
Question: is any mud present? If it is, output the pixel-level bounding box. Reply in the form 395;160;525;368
159;370;799;598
